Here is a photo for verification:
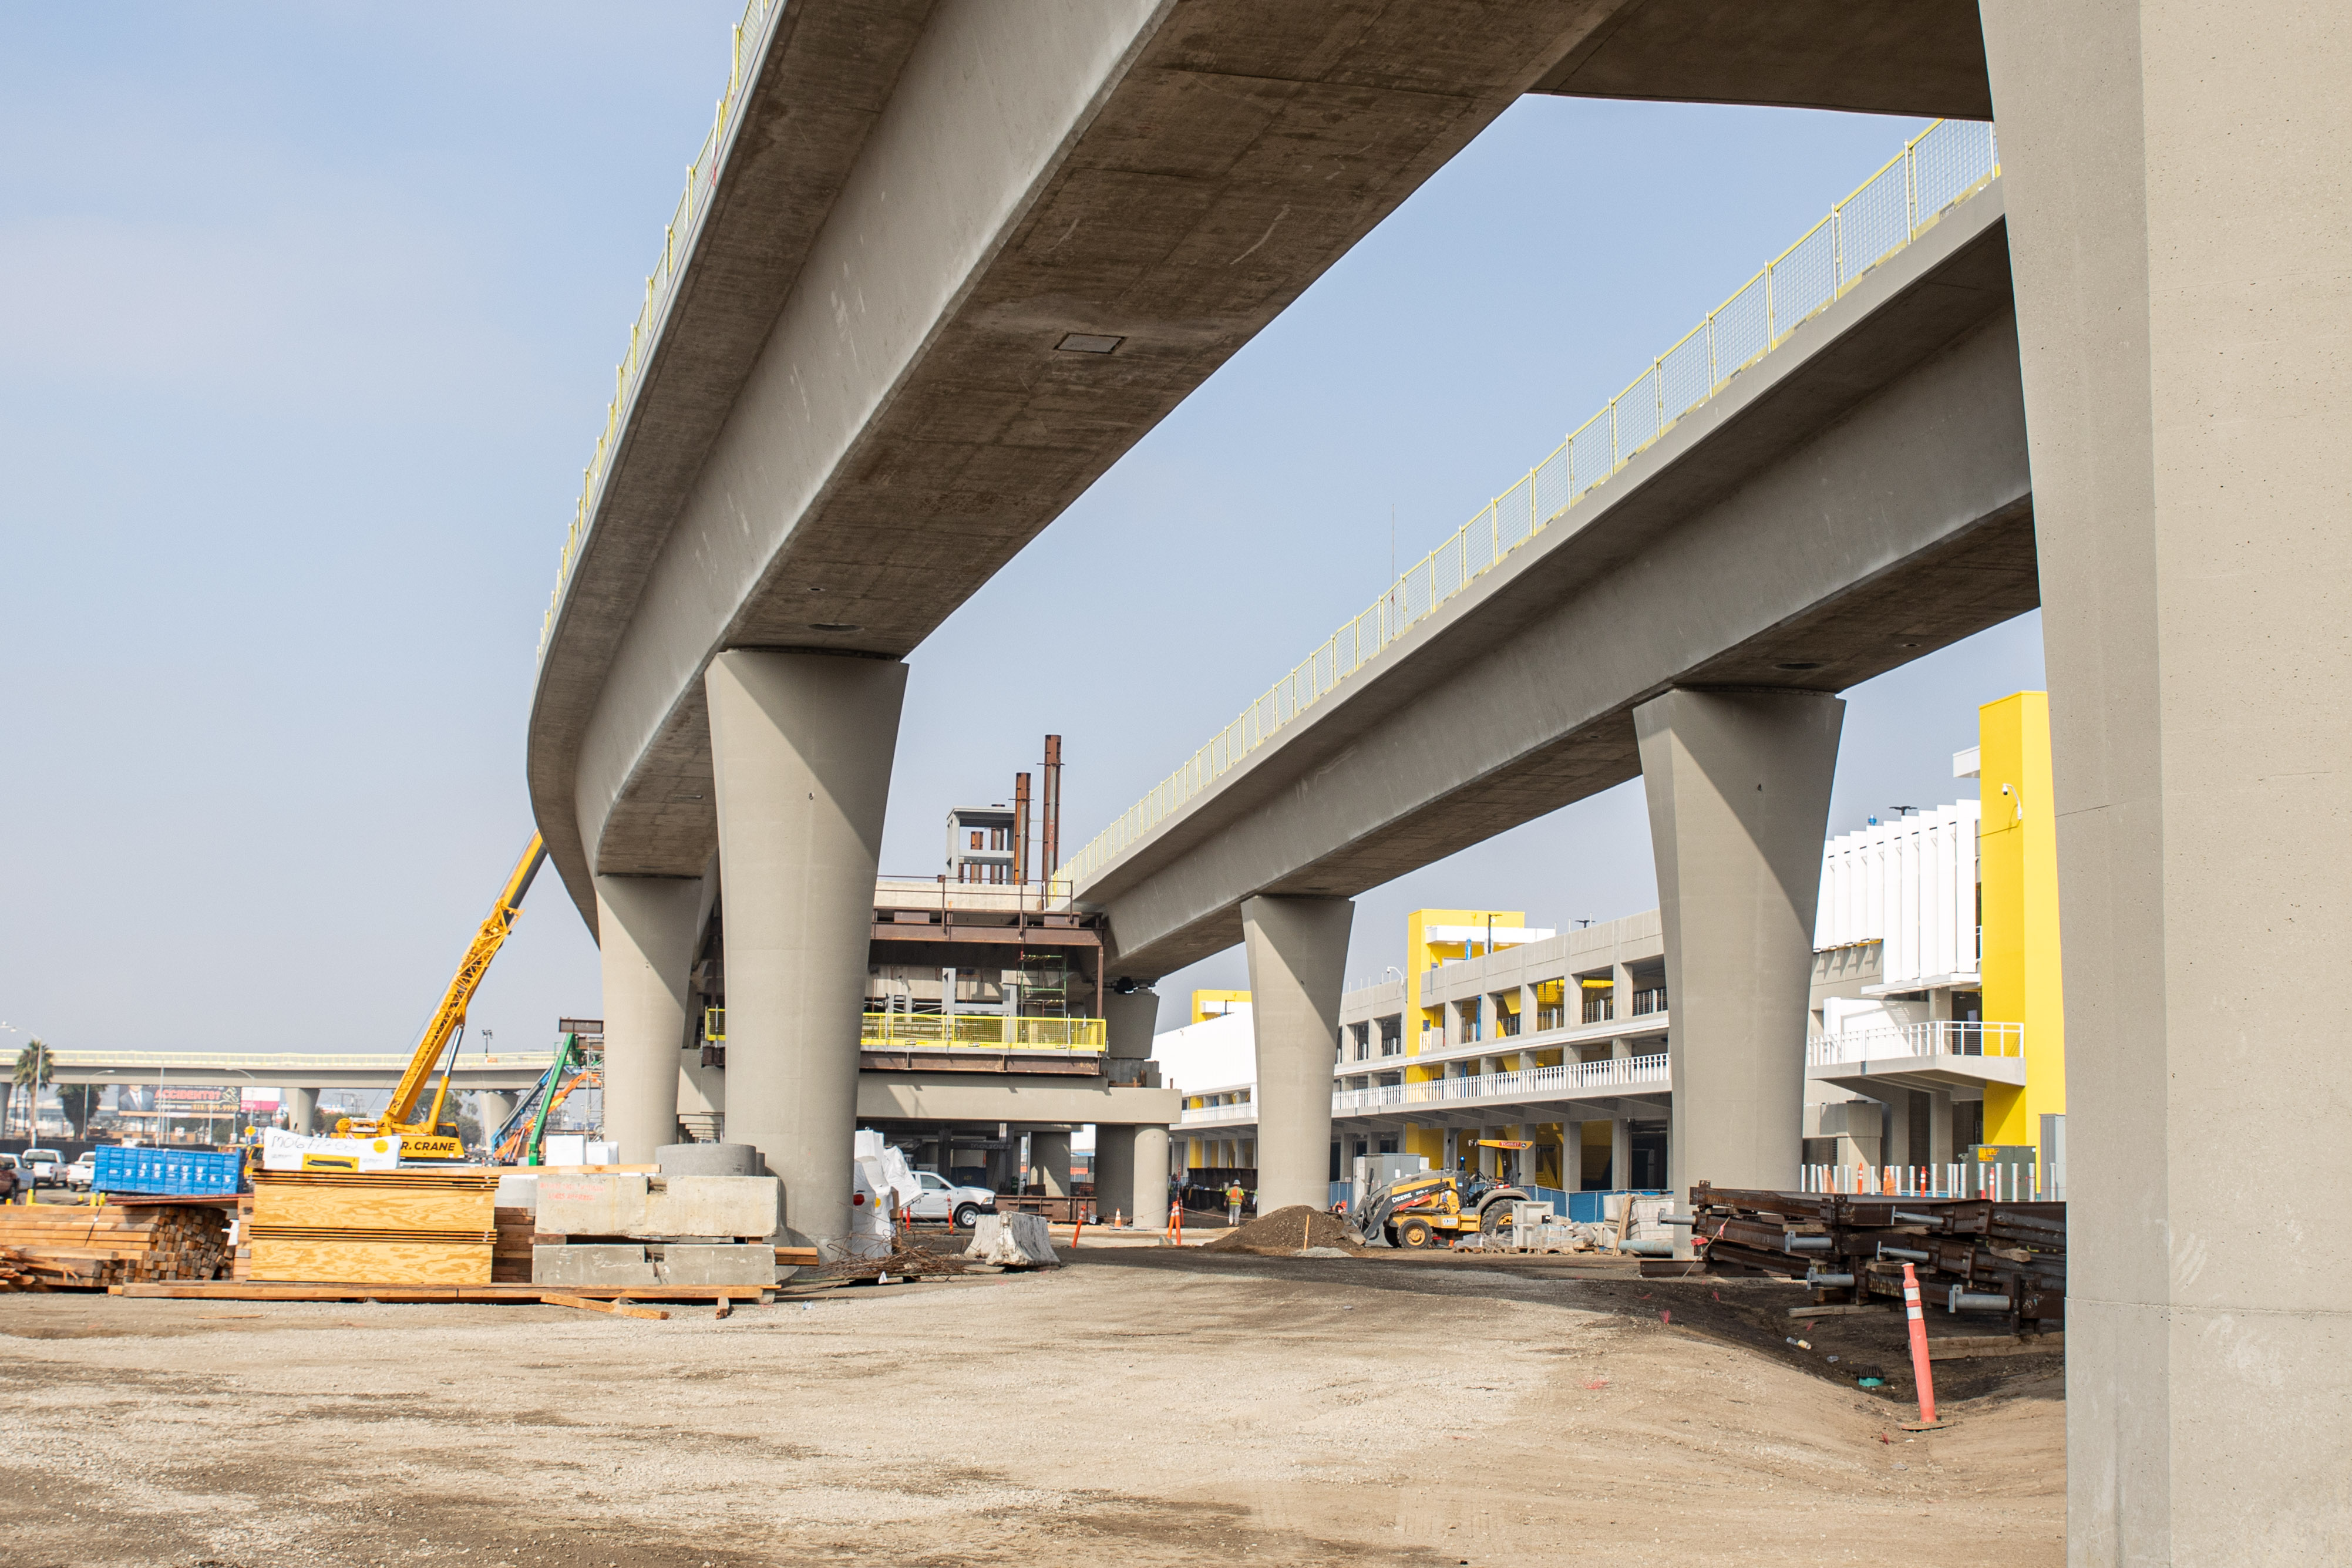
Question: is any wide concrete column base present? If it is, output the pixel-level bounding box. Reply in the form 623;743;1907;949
706;649;907;1261
595;873;704;1165
1092;1124;1136;1225
1132;1124;1170;1226
1636;687;1842;1194
1241;894;1352;1213
1030;1129;1072;1199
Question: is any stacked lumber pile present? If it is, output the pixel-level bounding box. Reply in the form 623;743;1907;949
249;1172;498;1286
228;1194;257;1280
0;1202;230;1290
493;1206;535;1284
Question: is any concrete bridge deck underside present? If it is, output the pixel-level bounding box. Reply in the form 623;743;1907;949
526;0;1992;930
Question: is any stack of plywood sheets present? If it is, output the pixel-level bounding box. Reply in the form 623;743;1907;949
0;1200;230;1288
249;1172;497;1285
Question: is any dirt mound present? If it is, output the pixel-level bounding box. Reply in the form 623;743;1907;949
1202;1204;1366;1255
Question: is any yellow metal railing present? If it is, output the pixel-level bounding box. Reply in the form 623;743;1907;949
862;1014;1106;1051
1065;117;2000;888
536;0;786;664
706;1008;1105;1051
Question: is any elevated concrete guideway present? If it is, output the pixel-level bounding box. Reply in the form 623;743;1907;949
1077;180;2031;980
526;0;1994;928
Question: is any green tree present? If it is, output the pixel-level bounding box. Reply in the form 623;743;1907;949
11;1039;55;1139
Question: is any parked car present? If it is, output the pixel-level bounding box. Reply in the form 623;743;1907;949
906;1169;998;1231
63;1153;97;1192
22;1149;66;1188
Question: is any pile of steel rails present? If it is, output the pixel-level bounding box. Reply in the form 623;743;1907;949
1688;1182;2064;1335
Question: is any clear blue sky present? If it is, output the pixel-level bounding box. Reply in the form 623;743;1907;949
0;7;2041;1053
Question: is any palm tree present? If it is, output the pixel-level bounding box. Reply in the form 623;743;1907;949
11;1039;55;1139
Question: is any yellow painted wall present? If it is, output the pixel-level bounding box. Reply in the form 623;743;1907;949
1977;692;2067;1146
1404;909;1524;1076
1190;989;1250;1023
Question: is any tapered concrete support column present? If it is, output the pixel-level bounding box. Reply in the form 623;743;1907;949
283;1088;317;1136
1240;894;1354;1213
1031;1129;1072;1199
706;649;907;1260
1978;11;2352;1556
1132;1124;1169;1224
1093;1124;1135;1224
473;1092;514;1149
595;874;702;1166
1927;1089;1953;1168
1104;987;1156;1057
1637;688;1843;1194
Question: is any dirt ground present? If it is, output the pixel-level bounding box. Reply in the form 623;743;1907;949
0;1244;2062;1568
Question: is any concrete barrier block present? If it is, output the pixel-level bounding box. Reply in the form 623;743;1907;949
656;1243;777;1286
963;1212;1058;1267
638;1176;779;1239
531;1243;657;1286
536;1173;649;1235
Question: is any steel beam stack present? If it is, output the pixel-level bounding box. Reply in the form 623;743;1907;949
1688;1182;2064;1334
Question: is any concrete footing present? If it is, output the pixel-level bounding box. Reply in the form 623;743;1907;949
705;649;907;1260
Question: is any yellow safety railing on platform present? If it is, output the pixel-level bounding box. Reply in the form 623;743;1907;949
862;1014;1107;1051
1065;117;2000;887
704;1010;1106;1051
536;0;785;665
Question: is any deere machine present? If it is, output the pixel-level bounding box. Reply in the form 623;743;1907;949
1355;1142;1535;1249
333;834;548;1159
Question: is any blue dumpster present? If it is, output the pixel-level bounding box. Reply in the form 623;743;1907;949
92;1145;244;1196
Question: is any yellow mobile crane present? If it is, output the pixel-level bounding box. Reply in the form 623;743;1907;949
334;834;548;1160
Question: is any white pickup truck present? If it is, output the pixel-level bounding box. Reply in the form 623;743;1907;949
904;1169;998;1230
21;1149;66;1189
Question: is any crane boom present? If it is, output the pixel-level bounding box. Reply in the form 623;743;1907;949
341;833;547;1154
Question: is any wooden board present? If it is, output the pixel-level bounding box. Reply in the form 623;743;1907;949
248;1238;490;1286
114;1281;773;1302
1927;1333;2063;1360
252;1183;494;1234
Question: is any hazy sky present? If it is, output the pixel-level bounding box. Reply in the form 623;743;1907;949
0;7;2040;1055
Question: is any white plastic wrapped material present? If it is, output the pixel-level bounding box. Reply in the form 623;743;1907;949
849;1131;926;1260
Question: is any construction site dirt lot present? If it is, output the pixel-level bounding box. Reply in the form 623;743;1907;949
0;1246;2062;1568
